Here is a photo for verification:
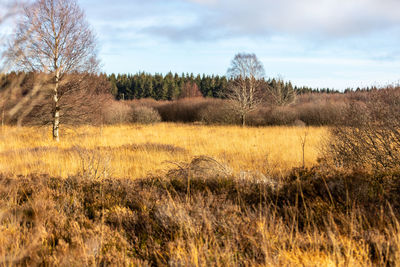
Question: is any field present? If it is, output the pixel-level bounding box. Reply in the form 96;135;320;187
0;124;326;179
3;0;400;264
1;123;400;266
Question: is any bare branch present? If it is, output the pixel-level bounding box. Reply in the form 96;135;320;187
6;0;99;141
225;53;266;126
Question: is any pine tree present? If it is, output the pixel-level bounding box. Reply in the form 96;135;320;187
108;73;118;97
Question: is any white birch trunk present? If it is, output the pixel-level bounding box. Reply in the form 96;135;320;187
53;72;60;142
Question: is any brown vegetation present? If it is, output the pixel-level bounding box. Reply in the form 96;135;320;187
1;158;400;265
2;70;399;128
324;87;400;171
131;106;161;124
123;93;348;126
3;2;400;265
179;81;203;99
1;86;400;265
1;72;111;126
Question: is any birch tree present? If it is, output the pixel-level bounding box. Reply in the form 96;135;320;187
7;0;98;141
226;53;265;126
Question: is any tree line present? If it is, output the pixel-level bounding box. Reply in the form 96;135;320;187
1;70;379;102
1;70;376;102
108;72;227;100
107;72;334;101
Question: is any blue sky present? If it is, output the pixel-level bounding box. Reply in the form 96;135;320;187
23;0;400;89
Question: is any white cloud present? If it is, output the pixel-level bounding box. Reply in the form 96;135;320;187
81;0;400;42
183;0;400;37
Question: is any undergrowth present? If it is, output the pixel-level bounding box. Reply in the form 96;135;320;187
1;157;400;266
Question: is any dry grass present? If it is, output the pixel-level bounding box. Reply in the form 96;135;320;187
1;124;400;266
1;162;400;266
0;123;326;179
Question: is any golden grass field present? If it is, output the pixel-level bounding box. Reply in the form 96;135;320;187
2;123;400;266
0;123;327;179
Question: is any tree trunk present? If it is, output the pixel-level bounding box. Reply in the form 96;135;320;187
53;104;60;142
241;113;246;127
53;73;60;142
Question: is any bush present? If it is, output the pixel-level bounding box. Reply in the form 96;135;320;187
249;106;298;126
125;98;163;110
155;98;209;122
324;87;400;171
99;90;396;127
297;101;346;126
102;100;133;124
131;106;161;124
199;101;240;125
154;98;234;123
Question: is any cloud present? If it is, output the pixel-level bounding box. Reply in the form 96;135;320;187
143;0;400;41
142;24;217;42
81;0;400;43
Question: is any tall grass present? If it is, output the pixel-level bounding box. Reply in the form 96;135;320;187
0;124;325;179
1;124;400;265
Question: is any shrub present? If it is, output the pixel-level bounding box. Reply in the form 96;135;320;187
297;101;346;126
99;89;399;127
254;106;298;126
131;106;161;124
102;100;133;124
126;98;163;110
155;98;233;123
199;101;240;125
156;98;208;122
324;87;400;171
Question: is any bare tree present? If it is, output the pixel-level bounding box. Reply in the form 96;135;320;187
226;53;265;126
6;0;98;141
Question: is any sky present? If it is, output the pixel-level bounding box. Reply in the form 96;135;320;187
4;0;400;90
